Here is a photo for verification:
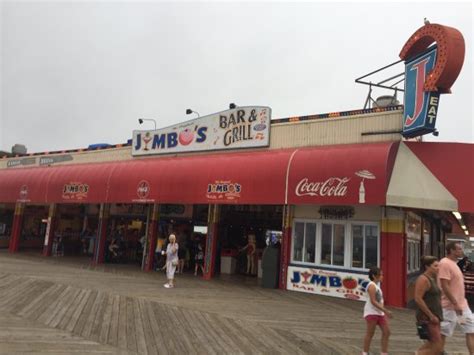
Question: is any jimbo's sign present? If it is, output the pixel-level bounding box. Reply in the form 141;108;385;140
287;266;369;301
132;106;271;156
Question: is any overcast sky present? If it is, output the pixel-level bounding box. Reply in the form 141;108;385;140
0;1;472;153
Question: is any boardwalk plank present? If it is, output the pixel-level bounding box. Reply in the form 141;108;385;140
58;288;88;330
49;287;82;328
0;278;35;308
98;294;114;345
201;312;243;354
175;308;212;354
152;302;179;353
117;295;128;350
132;297;148;355
65;289;93;332
4;280;42;312
42;285;76;326
17;283;63;318
125;296;138;353
10;280;52;315
186;309;222;353
82;290;106;338
72;290;99;335
32;285;69;323
137;298;158;355
107;294;120;347
144;299;168;355
90;291;109;342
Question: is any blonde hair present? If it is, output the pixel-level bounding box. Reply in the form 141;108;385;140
169;234;176;241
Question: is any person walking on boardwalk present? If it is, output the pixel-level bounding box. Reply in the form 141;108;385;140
438;241;474;353
414;256;444;354
362;266;392;355
162;234;179;288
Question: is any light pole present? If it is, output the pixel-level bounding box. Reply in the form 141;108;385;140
138;118;157;130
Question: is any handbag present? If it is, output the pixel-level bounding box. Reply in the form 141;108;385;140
171;259;178;267
416;321;430;340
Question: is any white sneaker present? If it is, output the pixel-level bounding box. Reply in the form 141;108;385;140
164;283;170;288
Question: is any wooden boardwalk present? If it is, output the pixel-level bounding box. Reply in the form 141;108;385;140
0;252;469;354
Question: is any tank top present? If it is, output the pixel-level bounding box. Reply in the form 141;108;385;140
416;274;443;322
363;281;384;317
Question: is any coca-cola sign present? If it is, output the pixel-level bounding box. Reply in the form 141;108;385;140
295;177;350;197
136;180;151;199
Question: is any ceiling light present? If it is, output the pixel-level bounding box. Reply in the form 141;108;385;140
465;230;470;236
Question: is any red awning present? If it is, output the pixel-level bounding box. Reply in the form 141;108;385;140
0;149;294;205
286;142;399;205
0;163;113;203
405;142;474;213
0;166;49;203
106;149;294;204
0;142;399;205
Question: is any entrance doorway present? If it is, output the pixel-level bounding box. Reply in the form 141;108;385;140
0;204;14;248
20;205;49;252
218;205;283;277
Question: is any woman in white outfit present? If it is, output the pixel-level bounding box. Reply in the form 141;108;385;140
362;266;392;355
162;234;179;288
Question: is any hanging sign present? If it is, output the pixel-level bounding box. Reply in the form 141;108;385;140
132;106;271;156
399;23;465;138
402;46;439;137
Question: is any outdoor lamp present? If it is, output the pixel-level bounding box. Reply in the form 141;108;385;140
138;118;157;130
186;109;200;117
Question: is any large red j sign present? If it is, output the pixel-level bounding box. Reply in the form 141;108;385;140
400;23;465;94
400;23;465;138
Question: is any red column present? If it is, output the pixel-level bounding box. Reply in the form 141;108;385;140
144;204;160;272
8;202;25;253
203;204;219;280
93;203;110;264
380;214;406;307
42;204;57;257
279;205;293;289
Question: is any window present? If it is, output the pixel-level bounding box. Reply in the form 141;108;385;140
365;226;378;269
292;219;379;271
321;224;332;265
292;222;316;263
304;223;316;263
351;224;379;269
320;223;345;266
407;240;420;273
293;222;305;262
406;212;421;274
351;225;364;268
333;224;345;266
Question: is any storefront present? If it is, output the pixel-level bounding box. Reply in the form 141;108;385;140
0;18;472;306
